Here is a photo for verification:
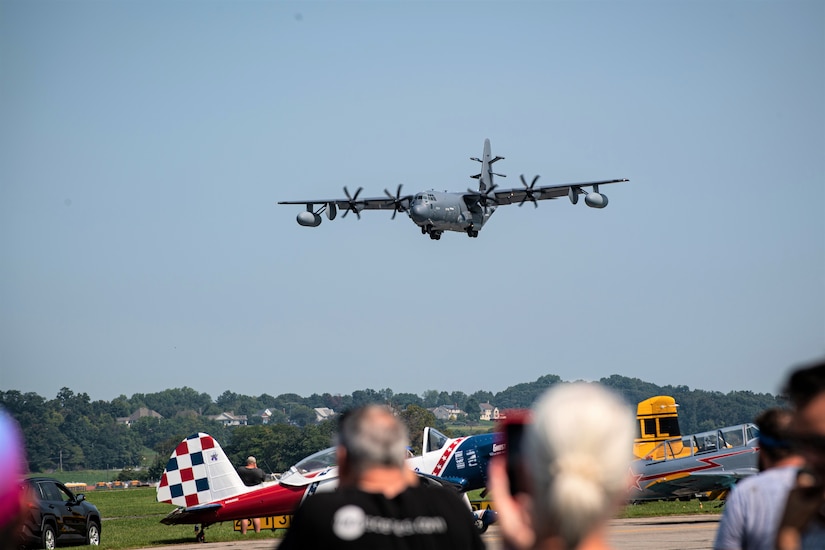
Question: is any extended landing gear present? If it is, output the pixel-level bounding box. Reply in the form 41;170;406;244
194;525;206;543
466;225;478;238
421;224;442;240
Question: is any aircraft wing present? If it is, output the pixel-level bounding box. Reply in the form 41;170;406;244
490;178;629;206
277;185;413;216
641;468;757;499
278;197;400;211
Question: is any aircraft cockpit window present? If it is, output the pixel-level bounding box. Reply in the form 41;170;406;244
426;428;449;453
746;424;760;443
719;425;745;448
281;446;337;481
693;430;721;454
415;194;423;201
428;194;436;201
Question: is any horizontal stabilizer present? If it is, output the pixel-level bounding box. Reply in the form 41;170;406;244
160;503;223;525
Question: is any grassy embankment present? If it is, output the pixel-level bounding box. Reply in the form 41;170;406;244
53;486;723;549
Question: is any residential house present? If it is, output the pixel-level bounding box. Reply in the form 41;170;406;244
479;402;501;421
256;408;273;425
430;405;466;421
116;407;162;427
314;407;335;422
208;411;248;426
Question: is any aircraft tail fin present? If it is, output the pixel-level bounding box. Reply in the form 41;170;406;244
634;396;686;459
470;138;504;192
156;432;247;507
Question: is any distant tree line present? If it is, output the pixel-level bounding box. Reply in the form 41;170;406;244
0;375;783;479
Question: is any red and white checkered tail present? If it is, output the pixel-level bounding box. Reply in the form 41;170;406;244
156;432;246;507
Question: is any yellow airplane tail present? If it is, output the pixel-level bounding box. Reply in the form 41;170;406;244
634;396;688;460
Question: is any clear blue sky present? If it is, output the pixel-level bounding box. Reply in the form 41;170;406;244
2;0;823;403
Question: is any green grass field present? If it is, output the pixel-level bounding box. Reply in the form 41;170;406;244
57;486;722;549
77;487;282;548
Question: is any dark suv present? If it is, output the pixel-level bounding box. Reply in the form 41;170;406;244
21;477;102;549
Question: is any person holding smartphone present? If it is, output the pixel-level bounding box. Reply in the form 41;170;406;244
488;383;635;550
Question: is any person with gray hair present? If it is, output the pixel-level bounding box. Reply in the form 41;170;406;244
279;404;485;549
488;382;636;550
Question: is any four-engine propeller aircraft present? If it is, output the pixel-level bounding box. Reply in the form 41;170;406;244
157;427;499;540
278;138;629;240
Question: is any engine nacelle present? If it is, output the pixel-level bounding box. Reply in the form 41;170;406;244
585;192;608;209
297;211;322;227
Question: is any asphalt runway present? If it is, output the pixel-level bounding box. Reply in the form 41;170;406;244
140;514;722;550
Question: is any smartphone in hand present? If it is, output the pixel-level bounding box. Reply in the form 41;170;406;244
499;410;531;495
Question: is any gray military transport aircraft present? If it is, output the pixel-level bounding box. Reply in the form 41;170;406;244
279;139;629;240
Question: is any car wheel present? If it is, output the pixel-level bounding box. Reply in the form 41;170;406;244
86;521;101;546
42;524;56;550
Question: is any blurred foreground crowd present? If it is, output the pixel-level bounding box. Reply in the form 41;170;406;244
3;357;824;550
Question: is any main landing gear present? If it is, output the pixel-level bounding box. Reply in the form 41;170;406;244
466;225;478;238
421;224;442;240
194;525;207;543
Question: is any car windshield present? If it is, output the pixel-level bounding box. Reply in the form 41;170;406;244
280;446;337;483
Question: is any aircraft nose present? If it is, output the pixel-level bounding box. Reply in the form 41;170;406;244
410;204;428;222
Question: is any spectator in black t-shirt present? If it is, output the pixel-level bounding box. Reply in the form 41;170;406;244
236;456;265;534
279;405;485;549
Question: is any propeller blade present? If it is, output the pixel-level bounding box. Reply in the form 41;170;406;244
518;174;541;208
343;186;364;220
344;186;363;201
383;184;407;220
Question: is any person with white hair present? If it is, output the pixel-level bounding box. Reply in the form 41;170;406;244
488;382;636;550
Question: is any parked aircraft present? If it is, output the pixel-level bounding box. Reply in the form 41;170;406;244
157;398;758;539
157;427;499;540
278;138;629;240
629;422;760;502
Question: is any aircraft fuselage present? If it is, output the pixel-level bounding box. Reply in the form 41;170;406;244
408;190;494;238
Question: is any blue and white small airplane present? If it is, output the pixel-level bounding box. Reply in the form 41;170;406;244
279;139;629;240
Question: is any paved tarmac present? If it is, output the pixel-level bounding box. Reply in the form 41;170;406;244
139;514;721;550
